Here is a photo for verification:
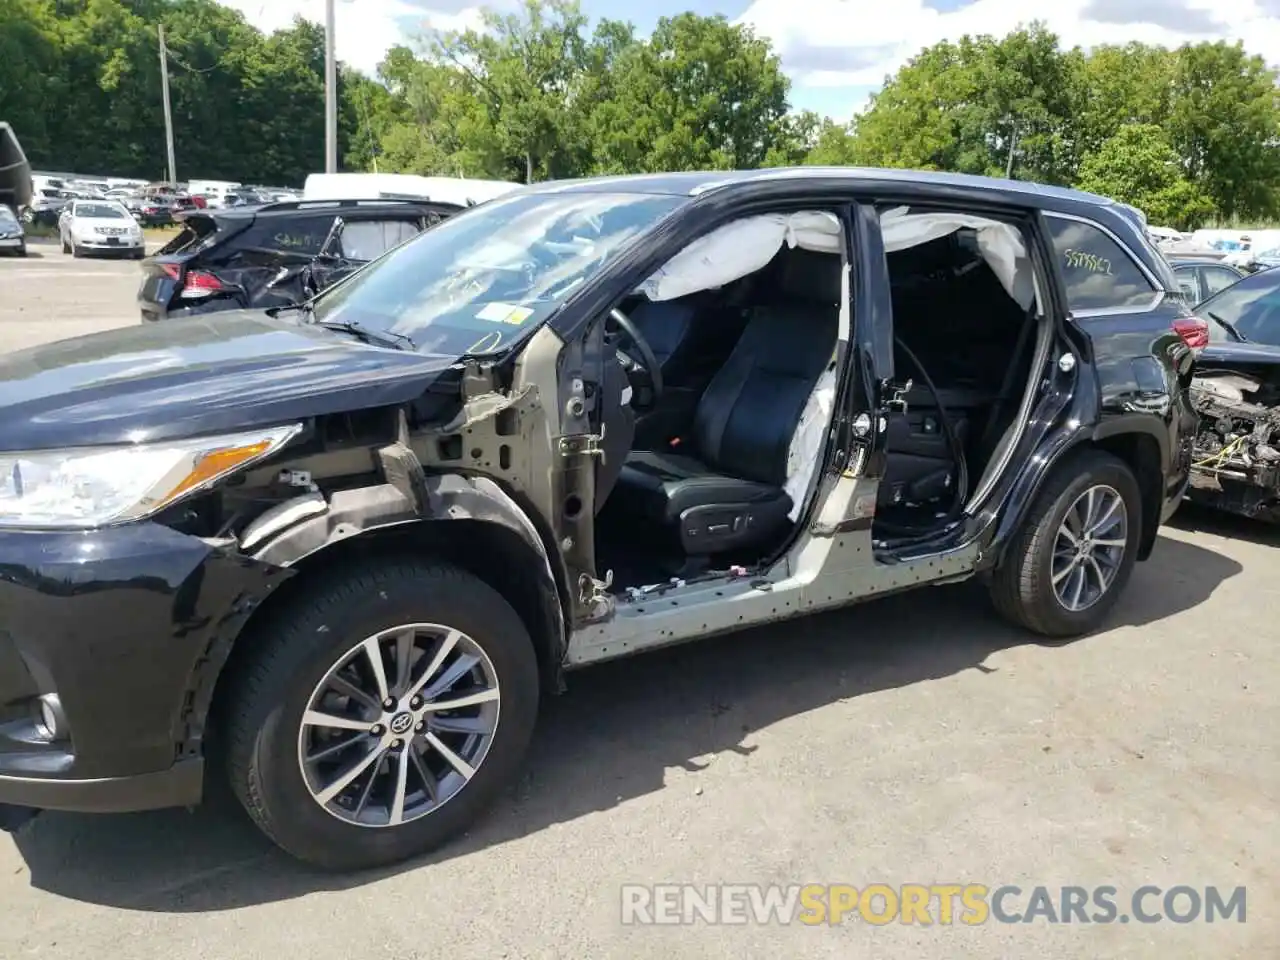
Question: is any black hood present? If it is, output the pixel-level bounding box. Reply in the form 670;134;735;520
0;311;457;450
1198;340;1280;374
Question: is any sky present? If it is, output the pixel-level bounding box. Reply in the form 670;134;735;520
219;0;1280;120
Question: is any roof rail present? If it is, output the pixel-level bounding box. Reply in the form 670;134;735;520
255;197;462;213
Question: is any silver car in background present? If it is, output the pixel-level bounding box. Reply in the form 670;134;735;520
57;198;145;259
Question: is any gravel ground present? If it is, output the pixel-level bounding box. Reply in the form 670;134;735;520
0;248;1276;959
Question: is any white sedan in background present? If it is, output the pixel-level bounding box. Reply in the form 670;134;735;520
58;199;145;259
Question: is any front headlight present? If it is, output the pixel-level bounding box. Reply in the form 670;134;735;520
0;423;301;529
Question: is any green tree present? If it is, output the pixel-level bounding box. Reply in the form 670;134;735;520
762;109;822;167
1075;42;1176;159
1167;41;1280;221
592;13;790;172
1076;124;1214;229
804;120;859;166
431;0;588;182
0;0;366;184
850;24;1078;183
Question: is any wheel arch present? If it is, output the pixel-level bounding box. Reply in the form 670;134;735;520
201;517;565;754
1090;429;1164;561
191;473;570;761
991;423;1165;567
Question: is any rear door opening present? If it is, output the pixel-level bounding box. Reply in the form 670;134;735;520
869;205;1051;546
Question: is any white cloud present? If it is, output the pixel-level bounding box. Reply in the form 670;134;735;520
218;0;488;76
739;0;1280;102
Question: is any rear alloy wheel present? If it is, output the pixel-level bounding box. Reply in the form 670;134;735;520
990;449;1141;637
1050;485;1128;613
224;560;540;871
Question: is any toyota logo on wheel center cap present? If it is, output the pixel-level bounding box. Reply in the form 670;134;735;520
389;712;414;735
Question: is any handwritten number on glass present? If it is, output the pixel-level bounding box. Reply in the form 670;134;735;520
1063;248;1112;276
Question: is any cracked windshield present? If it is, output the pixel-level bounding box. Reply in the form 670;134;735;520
313;192;684;355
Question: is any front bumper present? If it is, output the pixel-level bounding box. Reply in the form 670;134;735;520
0;236;23;251
73;237;144;256
0;522;289;814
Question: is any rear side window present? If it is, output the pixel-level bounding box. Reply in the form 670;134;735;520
1045;216;1157;312
1202;266;1240;297
339;219;423;261
239;214;337;256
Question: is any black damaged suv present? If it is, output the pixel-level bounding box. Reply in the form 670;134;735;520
1;168;1197;870
138;197;460;321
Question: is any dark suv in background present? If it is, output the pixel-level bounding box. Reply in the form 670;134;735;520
138;198;460;321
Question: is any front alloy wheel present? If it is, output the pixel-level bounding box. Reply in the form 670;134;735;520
298;624;502;828
224;560;540;871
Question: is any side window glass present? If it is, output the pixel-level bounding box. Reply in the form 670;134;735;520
241;215;337;256
339;219;422;261
1045;216;1157;312
1202;268;1240;297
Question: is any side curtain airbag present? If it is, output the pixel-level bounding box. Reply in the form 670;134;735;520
879;206;1035;310
639;211;842;302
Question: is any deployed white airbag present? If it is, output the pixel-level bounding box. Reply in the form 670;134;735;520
638;206;1032;310
784;360;838;519
639;211;841;301
879;206;1035;309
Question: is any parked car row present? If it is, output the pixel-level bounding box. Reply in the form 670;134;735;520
16;176;300;229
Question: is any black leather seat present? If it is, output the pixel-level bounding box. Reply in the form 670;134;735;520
611;249;842;556
626;293;748;387
627;297;703;384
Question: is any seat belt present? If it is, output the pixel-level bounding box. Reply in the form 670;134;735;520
979;307;1038;456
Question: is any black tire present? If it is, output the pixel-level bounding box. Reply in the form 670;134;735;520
990;448;1142;637
71;244;83;259
223;559;540;871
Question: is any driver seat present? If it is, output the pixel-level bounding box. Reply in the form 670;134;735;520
610;249;842;557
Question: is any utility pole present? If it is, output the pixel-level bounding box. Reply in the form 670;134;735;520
158;24;177;184
324;0;338;173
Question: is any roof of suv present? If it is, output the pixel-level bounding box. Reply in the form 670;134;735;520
523;166;1119;208
521;166;1177;292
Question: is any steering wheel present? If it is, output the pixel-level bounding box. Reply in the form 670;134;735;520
606;307;664;410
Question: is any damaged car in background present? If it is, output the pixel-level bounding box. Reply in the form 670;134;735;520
1184;268;1280;522
0;169;1196;872
138;197;461;321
